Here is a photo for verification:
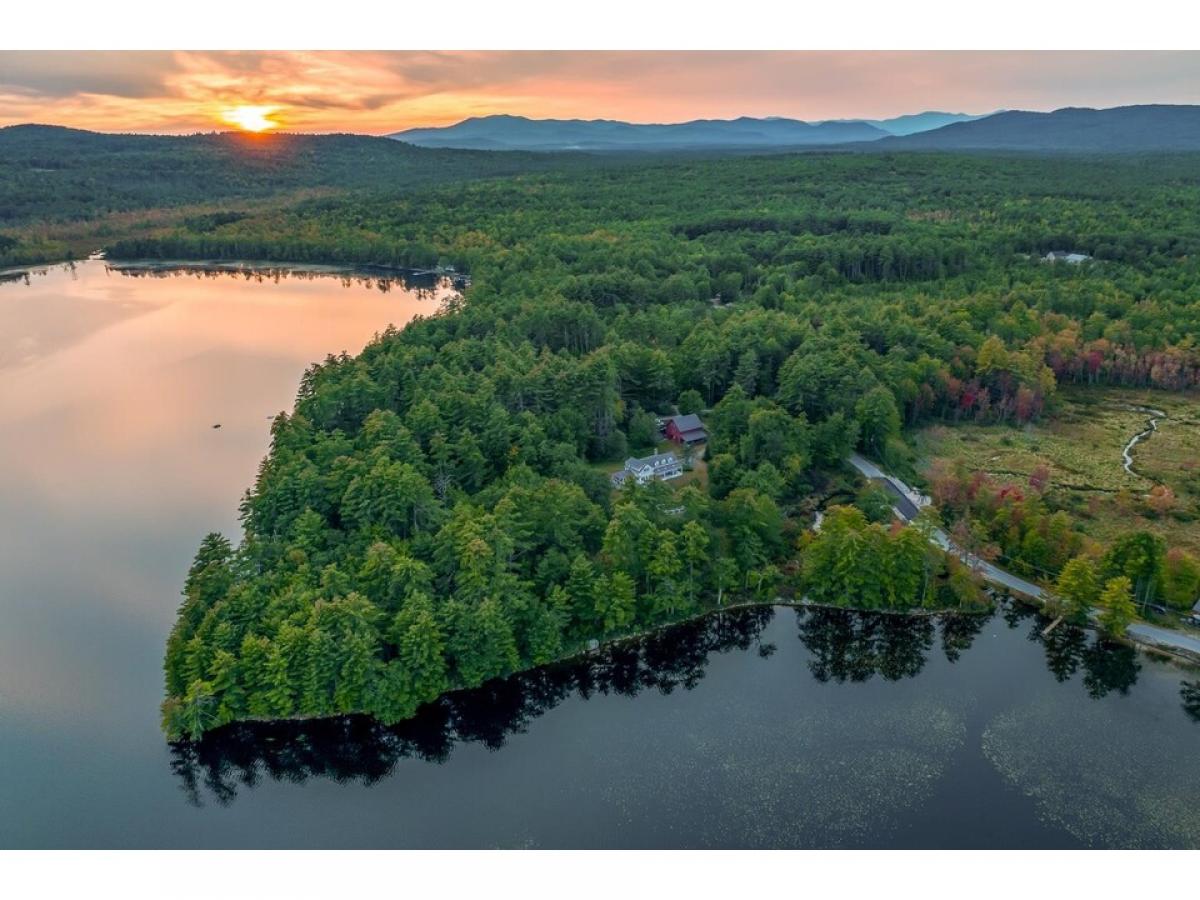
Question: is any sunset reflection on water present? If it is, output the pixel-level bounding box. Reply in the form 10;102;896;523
0;261;454;722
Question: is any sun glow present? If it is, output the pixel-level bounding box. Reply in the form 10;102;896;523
220;105;280;132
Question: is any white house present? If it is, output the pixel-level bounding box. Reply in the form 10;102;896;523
611;451;683;486
1043;251;1092;264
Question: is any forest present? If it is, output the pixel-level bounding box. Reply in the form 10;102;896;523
0;124;616;267
62;147;1199;740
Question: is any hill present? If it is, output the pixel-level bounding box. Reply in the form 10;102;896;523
0;124;590;227
878;105;1200;151
391;114;888;151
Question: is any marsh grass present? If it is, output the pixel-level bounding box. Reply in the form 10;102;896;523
913;388;1200;554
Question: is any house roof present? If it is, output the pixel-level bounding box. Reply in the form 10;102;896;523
1045;250;1091;262
668;413;705;433
678;427;707;440
626;452;680;471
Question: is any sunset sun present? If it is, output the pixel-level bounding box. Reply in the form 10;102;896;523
220;105;280;132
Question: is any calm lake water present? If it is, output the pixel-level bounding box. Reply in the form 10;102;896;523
0;260;1197;849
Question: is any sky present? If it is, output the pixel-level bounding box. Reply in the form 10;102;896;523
1;51;1199;135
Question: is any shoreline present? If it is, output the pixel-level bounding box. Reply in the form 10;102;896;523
0;255;469;284
172;598;991;743
175;591;1198;745
105;257;467;282
25;252;1183;739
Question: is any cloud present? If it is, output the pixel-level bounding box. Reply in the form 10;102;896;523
0;51;181;99
0;51;1198;134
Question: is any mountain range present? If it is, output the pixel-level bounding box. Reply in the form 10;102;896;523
391;114;890;151
392;105;1200;153
851;111;989;136
877;104;1200;151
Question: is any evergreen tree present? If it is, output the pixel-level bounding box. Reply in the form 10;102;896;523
596;571;638;632
390;593;450;703
263;636;297;718
447;598;520;688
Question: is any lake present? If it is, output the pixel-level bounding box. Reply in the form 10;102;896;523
0;260;1197;849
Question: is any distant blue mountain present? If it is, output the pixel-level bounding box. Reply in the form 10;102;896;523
392;106;1200;154
391;114;888;151
877;105;1200;151
856;111;991;136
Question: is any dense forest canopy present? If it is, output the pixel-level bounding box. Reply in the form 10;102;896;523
0;125;626;267
58;146;1198;739
0;125;619;225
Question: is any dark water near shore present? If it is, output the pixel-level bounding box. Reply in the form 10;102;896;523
1;261;1197;848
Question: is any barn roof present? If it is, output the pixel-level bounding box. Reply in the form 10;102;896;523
669;413;705;432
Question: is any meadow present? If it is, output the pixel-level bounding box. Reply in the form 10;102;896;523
914;388;1200;554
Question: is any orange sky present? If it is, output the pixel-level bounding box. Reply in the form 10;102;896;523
1;51;1199;134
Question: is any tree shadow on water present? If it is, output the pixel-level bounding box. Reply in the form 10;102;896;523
1180;680;1200;724
1003;602;1142;699
795;607;988;684
170;606;776;806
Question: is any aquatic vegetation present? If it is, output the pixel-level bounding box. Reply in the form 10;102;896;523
983;695;1200;848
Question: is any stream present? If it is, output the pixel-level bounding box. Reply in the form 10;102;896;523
1117;404;1167;477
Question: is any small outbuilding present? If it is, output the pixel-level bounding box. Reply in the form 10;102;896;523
663;413;708;445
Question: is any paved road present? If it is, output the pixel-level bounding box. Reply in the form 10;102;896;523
1128;622;1200;656
876;479;921;521
846;453;1200;660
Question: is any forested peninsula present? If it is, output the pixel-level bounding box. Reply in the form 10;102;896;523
145;151;1200;739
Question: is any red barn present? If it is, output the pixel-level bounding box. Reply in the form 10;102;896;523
663;414;708;445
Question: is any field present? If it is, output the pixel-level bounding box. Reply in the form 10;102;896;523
913;388;1200;554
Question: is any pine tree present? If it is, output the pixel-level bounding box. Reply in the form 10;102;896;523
300;625;336;716
391;594;450;703
447;598;519;688
263;638;296;718
596;571;637;632
207;649;244;726
565;553;600;631
238;634;273;719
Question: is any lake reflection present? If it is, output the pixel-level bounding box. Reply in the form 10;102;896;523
171;606;777;806
170;602;1192;839
0;262;1196;849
